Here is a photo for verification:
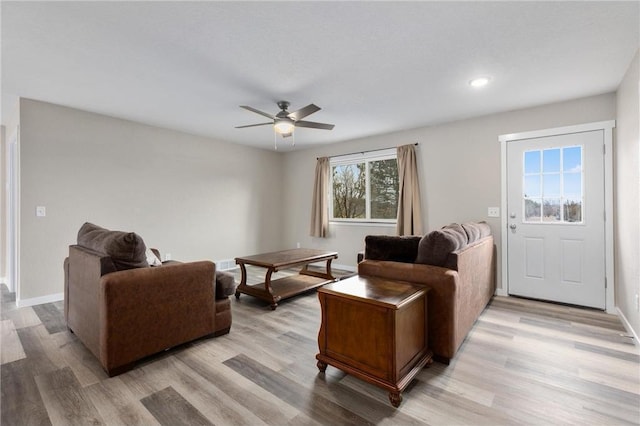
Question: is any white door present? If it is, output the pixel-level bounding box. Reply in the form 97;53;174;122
506;130;606;309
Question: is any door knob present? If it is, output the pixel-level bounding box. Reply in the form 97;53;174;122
509;224;517;230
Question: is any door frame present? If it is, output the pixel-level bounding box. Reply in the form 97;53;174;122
499;120;615;313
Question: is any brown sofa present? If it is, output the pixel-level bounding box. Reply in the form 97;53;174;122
64;223;233;376
358;222;495;363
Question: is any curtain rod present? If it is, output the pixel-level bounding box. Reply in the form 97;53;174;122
318;142;418;160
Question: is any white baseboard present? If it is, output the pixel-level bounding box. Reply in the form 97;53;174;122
17;292;64;308
333;263;357;272
616;307;639;347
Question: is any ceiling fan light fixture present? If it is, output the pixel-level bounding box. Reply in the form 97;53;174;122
274;118;295;134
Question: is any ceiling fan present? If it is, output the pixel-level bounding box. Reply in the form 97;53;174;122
235;101;335;138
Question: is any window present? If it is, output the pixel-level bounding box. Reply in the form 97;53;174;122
523;145;583;223
330;149;398;222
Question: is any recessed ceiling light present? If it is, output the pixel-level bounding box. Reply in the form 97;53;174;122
469;76;491;88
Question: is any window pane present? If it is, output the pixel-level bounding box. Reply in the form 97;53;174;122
369;159;399;219
563;172;582;195
524;175;541;198
525;199;541;221
564;199;582;222
543;174;561;197
332;163;365;218
563;146;581;172
543;148;560;173
524;150;541;174
542;198;561;222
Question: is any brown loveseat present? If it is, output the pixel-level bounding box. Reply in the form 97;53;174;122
64;222;234;376
358;222;495;363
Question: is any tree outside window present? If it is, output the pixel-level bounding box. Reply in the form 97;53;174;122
330;152;398;222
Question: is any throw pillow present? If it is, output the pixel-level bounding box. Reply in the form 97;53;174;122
215;271;237;299
77;222;149;270
364;235;422;263
146;248;162;266
415;230;461;266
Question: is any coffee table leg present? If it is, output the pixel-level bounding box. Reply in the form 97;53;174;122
235;262;247;299
325;258;335;280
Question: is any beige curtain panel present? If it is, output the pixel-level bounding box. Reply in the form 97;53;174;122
310;157;330;238
396;144;423;236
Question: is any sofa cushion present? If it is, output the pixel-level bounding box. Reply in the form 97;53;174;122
415;229;463;266
476;221;492;238
77;222;149;270
442;223;468;248
364;235;422;263
215;270;237;299
462;222;492;243
461;222;480;243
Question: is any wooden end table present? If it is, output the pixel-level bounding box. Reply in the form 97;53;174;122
235;248;338;310
316;275;432;407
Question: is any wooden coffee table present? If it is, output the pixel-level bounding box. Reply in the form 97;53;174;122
235;248;338;310
316;275;433;407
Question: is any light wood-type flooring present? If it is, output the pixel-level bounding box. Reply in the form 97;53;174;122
1;265;639;425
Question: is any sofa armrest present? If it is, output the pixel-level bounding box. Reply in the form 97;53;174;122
99;260;216;374
358;259;459;360
66;245;117;359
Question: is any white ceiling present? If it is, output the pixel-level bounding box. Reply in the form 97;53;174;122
2;1;638;151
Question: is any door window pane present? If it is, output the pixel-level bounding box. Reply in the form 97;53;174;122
543;149;561;173
563;146;582;172
525;199;541;221
563;172;582;195
564;199;582;222
543;199;561;222
524;151;541;174
524;175;541;198
543;174;561;197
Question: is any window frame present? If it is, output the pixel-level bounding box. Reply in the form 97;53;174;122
328;148;398;224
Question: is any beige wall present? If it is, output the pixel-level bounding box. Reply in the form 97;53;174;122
615;49;640;338
18;99;285;301
283;93;616;290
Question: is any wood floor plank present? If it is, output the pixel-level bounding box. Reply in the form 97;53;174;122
140;386;212;426
34;366;104;425
141;354;270;426
84;377;161;426
32;302;67;335
2;304;42;329
1;319;26;364
177;349;305;425
1;358;52;426
223;353;374;425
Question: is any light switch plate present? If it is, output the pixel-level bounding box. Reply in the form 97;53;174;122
487;207;500;217
36;206;46;217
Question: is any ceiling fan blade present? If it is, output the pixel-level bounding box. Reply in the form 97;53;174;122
235;122;273;129
288;104;320;121
295;120;335;130
240;105;275;120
